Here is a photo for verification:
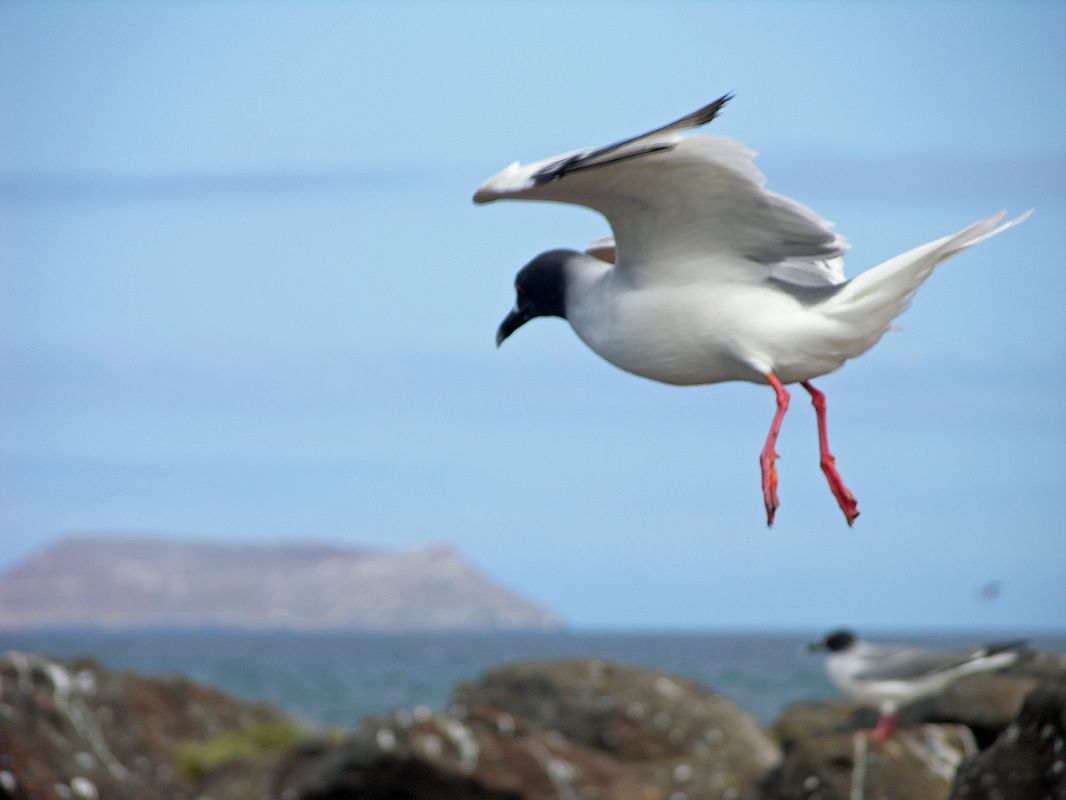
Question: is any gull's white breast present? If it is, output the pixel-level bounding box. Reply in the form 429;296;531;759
564;257;851;386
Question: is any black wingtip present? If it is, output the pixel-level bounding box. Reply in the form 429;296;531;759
529;91;736;186
984;639;1030;656
685;92;735;129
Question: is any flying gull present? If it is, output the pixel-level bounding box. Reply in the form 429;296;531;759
475;94;1029;526
807;628;1027;740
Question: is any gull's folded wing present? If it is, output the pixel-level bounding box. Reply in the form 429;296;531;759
853;643;1019;682
474;95;849;284
585;236;847;287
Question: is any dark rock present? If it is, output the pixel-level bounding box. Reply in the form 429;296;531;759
949;679;1066;799
279;705;659;800
451;658;781;799
764;724;978;800
192;753;283;800
0;651;292;800
770;701;876;750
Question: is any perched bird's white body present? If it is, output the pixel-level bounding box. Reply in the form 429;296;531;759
478;95;1029;525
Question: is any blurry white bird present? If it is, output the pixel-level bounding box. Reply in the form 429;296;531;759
476;94;1029;526
808;629;1027;740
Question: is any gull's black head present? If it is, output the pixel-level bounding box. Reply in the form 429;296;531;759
807;629;858;653
496;249;574;347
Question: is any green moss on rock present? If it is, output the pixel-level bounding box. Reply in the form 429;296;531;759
174;720;303;783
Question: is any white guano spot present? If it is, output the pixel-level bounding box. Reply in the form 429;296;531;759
0;771;16;793
496;713;516;736
36;656;128;781
547;758;577;784
673;763;693;782
376;728;397;752
6;651;33;693
654;677;683;698
803;775;820;790
419;733;443;759
74;670;97;695
70;777;98;799
524;739;577;800
626;702;646;719
441;718;481;774
45;662;73;697
900;727;969;783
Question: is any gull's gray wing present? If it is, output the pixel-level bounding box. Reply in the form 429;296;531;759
853;641;1025;682
474;95;849;285
583;234;847;289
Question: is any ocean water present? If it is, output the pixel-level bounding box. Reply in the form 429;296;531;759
3;630;1064;728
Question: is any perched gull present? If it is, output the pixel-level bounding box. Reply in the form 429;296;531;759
807;628;1027;740
475;94;1029;526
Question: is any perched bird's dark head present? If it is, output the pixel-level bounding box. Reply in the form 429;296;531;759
496;249;574;347
807;628;858;653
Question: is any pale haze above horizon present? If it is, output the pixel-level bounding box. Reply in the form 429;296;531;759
2;1;1064;632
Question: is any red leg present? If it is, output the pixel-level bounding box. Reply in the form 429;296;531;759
760;373;790;527
870;711;897;742
801;381;860;526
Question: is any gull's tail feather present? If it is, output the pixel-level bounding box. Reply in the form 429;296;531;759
948;644;1025;678
822;210;1032;358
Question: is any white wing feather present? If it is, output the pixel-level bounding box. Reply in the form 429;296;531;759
474;103;849;285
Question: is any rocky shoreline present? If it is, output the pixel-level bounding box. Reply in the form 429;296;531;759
1;649;1063;800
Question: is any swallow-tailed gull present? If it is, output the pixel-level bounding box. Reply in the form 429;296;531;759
475;94;1029;526
808;628;1027;740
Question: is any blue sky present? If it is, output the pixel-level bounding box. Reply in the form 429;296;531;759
2;1;1064;631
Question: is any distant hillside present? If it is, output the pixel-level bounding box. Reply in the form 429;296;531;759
0;536;563;631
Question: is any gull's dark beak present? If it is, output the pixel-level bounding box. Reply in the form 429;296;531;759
496;304;532;347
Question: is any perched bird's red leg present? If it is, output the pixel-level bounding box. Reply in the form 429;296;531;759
760;373;790;527
801;381;860;526
870;711;898;742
